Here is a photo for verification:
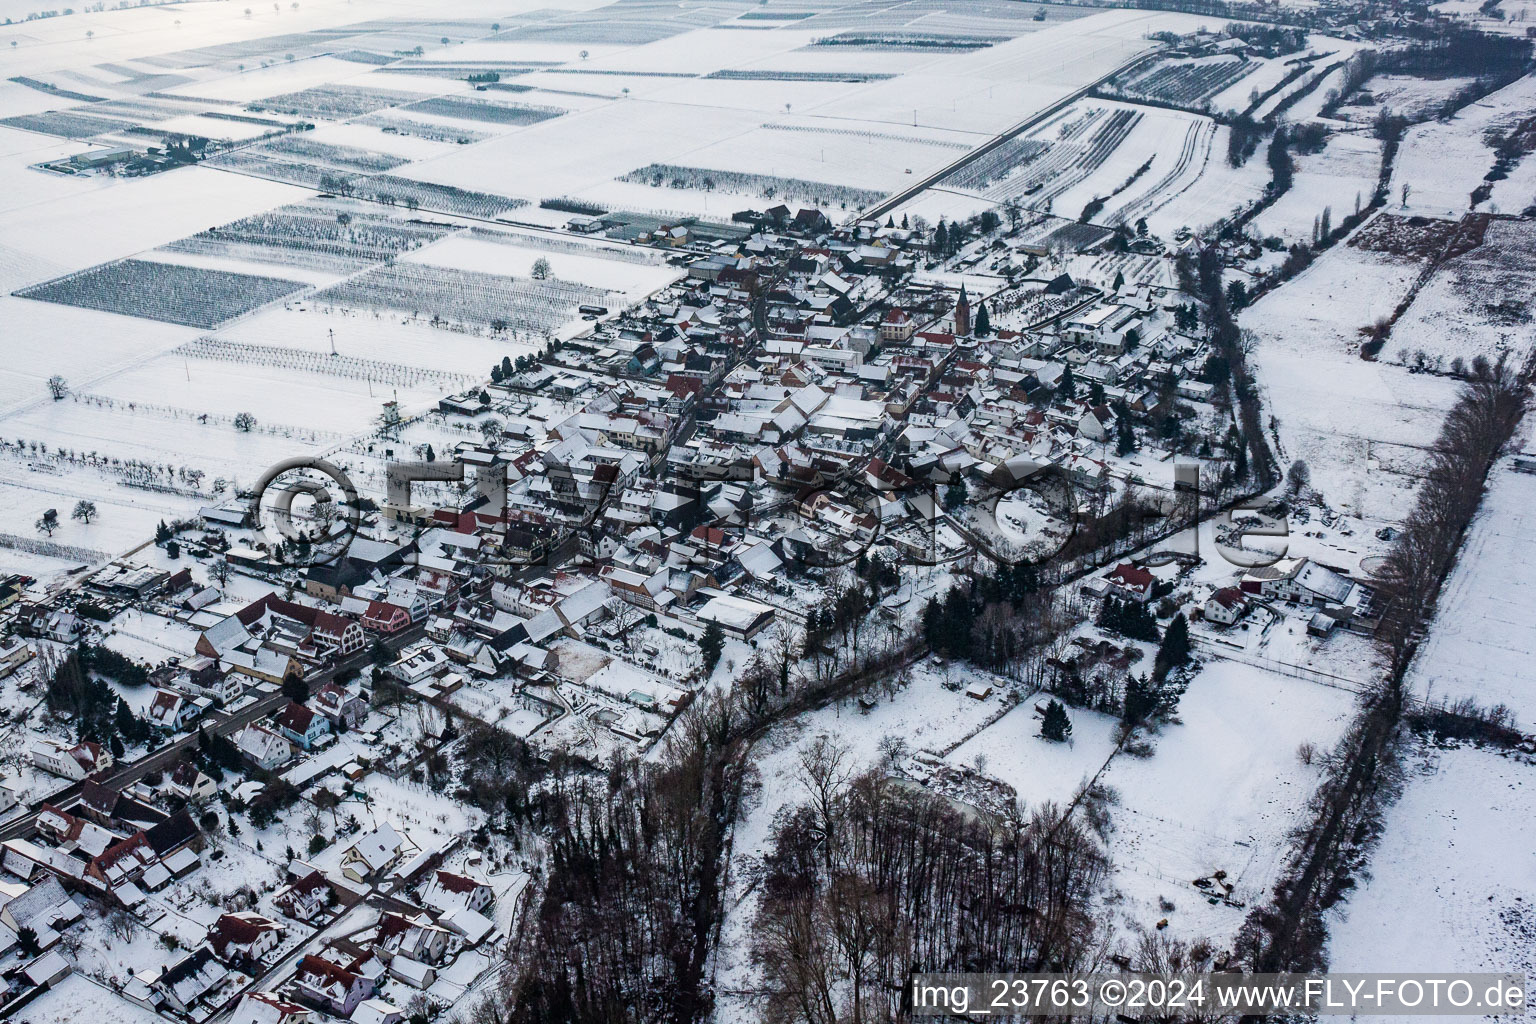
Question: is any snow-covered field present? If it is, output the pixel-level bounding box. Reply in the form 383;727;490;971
1405;425;1536;727
1103;659;1358;946
1252;133;1381;245
1390;74;1536;219
1388;217;1536;371
1328;740;1536;998
1244;236;1462;521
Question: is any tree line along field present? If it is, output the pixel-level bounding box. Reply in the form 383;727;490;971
13;259;306;330
619;163;885;211
310;261;612;334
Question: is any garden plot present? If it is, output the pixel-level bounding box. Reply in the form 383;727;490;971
350;173;526;217
944;103;1147;214
1100;659;1358;946
0;107;136;139
406;233;682;299
0;163;305;276
1243;240;1462;521
1044;105;1212;226
206;133;411;189
1388;218;1536;370
393;97;762;204
1327;741;1536;994
1142;124;1271;236
302;119;461;160
1390;74;1536;219
14;258;307;329
944;699;1122;811
401;94;565;126
351;111;494;144
0;458;205;575
1403;434;1536;726
619;163;884;212
1251;132;1382;245
311;260;610;336
1;388;343;485
678;122;971;198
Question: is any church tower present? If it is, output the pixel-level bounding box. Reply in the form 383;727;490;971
954;283;971;336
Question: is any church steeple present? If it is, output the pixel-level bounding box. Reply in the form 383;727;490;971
954;283;971;336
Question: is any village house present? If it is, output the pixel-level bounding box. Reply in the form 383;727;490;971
312;682;368;731
275;701;331;751
30;739;111;781
1203;587;1249;626
274;870;331;922
291;953;374;1017
234;723;293;770
207;911;284;968
1103;563;1156;603
152;945;231;1015
231;992;312;1024
340;822;405;883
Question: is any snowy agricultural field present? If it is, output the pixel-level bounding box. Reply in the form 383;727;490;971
1333;74;1479;126
943;697;1123;810
1390;74;1536;219
403;231;682;300
1100;658;1359;947
1251;133;1382;245
1243;236;1462;522
1388;218;1536;371
1404;429;1536;727
1138;125;1272;238
1327;740;1536;998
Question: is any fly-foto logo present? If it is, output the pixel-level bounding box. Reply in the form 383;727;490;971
247;453;1290;573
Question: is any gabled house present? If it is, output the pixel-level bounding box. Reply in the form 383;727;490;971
207;912;284;967
166;762;217;802
275;701;331;751
31;740;111;781
1203;587;1249;626
231;992;311;1024
340;823;404;883
147;689;201;732
234;724;293;770
1103;563;1155;603
291;954;374;1017
420;870;495;916
274;870;330;922
311;683;368;731
153;946;230;1014
375;911;450;965
362;601;411;634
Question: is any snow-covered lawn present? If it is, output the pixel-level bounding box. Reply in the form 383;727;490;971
1102;658;1358;947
